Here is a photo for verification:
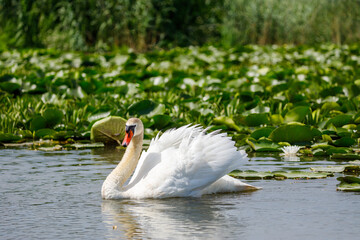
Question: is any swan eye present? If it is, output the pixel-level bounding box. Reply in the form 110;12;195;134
125;124;136;134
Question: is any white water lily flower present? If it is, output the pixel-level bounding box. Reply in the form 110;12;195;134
280;145;300;157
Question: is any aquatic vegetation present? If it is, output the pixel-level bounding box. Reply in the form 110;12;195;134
337;176;360;192
0;44;360;162
229;170;333;180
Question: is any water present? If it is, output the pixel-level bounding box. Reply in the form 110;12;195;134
0;148;359;240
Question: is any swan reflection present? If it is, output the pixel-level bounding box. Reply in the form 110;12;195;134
102;195;251;239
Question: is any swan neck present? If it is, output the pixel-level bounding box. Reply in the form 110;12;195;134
104;133;143;192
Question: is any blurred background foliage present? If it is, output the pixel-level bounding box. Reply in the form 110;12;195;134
0;0;360;51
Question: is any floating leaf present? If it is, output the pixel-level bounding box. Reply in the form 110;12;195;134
152;115;172;129
270;114;284;125
245;113;269;127
65;142;104;149
284;106;311;123
0;82;21;94
337;176;360;192
30;116;47;131
0;133;21;143
90;116;126;145
326;114;353;127
331;154;360;160
35;128;57;139
42;108;64;127
247;139;281;152
321;102;341;112
213;116;241;132
37;145;63;151
229;170;331;180
269;124;314;144
311;166;346;173
311;165;360;174
88;111;111;122
127;100;164;116
229;170;274;180
250;127;275;140
326;147;350;154
337;183;360;192
333;137;356;147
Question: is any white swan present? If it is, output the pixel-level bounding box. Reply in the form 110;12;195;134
101;118;260;199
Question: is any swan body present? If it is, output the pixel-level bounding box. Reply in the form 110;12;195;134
102;118;259;199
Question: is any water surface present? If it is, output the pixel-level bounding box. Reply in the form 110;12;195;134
0;148;359;240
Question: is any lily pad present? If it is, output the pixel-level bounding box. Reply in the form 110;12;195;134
311;165;360;174
284;106;311;123
229;170;331;180
0;82;21;94
128;100;162;116
30;116;47;131
337;183;360;192
332;137;356;147
42;108;64;127
247;139;281;152
65;142;105;149
213;116;241;132
269;124;315;144
331;153;360;161
245;113;269;127
337;176;360;192
37;145;63;151
229;170;274;180
250;127;275;140
0;133;22;143
35;128;57;139
311;166;346;173
152;115;172;129
90;116;126;145
326;114;353;128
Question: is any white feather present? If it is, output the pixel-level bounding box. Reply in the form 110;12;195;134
118;125;258;199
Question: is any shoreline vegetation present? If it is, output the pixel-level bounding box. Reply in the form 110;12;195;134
1;0;360;51
1;45;360;159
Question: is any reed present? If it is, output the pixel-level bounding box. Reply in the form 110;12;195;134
0;0;359;51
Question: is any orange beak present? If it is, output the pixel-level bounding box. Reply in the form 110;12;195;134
122;130;134;147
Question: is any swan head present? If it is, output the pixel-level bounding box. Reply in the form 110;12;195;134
122;118;144;147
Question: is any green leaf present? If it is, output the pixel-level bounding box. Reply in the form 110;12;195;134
245;113;269;127
30;116;47;131
337;176;360;191
269;124;315;144
90;116;126;145
337;183;360;192
311;165;360;174
284;106;311;123
213;116;241;132
152;115;172;129
65;142;104;149
0;82;21;94
0;133;21;143
250;127;275;140
321;102;341;112
331;154;360;160
88;111;111;123
35;128;57;138
127;100;163;116
333;137;356;147
229;170;331;180
326;114;353;127
42;108;64;127
311;166;346;173
247;139;281;152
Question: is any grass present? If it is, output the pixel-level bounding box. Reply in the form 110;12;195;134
1;0;360;50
